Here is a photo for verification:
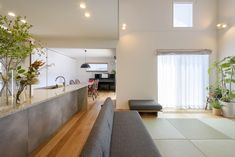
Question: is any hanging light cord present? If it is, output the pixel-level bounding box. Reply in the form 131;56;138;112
85;49;87;63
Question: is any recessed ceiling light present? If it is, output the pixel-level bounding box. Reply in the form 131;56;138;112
80;2;86;9
216;24;222;28
217;23;228;29
21;19;26;23
8;12;16;17
222;24;227;28
85;12;91;18
122;23;127;30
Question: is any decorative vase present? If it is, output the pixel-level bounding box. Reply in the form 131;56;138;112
18;89;27;104
0;70;16;109
16;84;30;104
212;108;222;116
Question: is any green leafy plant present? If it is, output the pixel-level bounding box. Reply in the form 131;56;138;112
209;56;235;102
0;15;42;68
207;85;222;99
15;60;45;104
0;15;43;104
111;69;116;74
210;98;223;109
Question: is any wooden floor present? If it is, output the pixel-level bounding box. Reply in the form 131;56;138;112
31;91;234;157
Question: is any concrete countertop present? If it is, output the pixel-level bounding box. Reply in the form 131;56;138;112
0;83;88;119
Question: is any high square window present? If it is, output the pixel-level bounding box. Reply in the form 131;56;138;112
173;2;193;27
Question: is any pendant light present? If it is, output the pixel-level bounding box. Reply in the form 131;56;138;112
81;49;90;68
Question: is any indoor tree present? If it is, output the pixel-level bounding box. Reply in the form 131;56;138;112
0;15;43;105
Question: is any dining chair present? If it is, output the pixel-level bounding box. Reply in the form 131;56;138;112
69;80;75;85
75;79;80;84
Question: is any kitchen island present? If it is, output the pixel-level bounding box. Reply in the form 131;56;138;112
0;83;88;157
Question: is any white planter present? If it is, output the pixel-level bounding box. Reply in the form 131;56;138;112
220;101;235;118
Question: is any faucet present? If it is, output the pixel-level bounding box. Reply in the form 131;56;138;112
55;76;66;87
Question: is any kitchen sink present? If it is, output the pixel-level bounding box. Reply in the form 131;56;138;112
37;85;64;90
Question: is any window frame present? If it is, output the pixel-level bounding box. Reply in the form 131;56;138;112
173;0;194;28
86;63;108;72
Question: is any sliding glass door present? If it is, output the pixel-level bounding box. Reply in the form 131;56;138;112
157;54;209;109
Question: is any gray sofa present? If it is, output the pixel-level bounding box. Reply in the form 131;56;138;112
80;97;161;157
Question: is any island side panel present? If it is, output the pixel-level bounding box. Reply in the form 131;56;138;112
28;97;63;153
77;87;88;111
60;90;78;124
28;87;88;154
0;110;28;157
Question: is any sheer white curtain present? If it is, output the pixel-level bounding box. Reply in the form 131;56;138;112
157;54;209;109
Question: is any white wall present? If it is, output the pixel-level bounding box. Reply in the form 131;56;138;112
217;0;235;59
32;49;80;88
116;0;218;109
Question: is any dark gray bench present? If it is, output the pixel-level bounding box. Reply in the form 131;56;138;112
80;97;161;157
129;100;162;116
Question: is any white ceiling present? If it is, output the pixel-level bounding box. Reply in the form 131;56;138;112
0;0;118;39
49;48;115;59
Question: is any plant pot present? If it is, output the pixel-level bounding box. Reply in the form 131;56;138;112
16;85;30;104
220;101;235;118
212;108;222;116
0;70;16;108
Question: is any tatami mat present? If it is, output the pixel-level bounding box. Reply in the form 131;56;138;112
192;140;235;157
199;118;235;139
143;119;185;139
154;140;206;157
142;118;235;157
168;119;229;140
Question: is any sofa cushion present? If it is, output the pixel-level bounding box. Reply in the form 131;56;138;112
110;111;161;157
129;100;162;110
103;97;114;127
80;97;114;157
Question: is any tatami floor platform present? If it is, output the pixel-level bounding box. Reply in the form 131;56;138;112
31;92;235;157
143;113;235;157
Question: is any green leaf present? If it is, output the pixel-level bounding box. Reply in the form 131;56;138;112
18;69;25;74
225;72;232;75
231;79;235;83
230;56;235;64
17;66;21;70
230;94;235;98
221;63;231;68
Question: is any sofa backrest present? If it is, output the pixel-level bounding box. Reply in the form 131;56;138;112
80;97;114;157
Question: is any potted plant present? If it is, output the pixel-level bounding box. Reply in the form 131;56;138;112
209;56;235;117
210;98;222;116
15;60;44;104
0;15;43;106
207;85;222;109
